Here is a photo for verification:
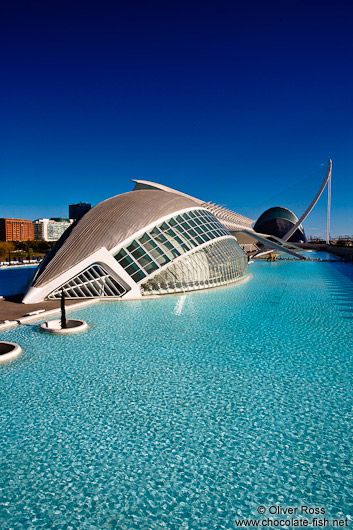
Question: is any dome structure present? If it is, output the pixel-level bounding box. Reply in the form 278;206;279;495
253;207;307;244
23;187;250;303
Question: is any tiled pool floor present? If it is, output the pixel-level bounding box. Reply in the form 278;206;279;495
0;260;353;529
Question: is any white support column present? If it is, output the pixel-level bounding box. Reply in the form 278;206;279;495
326;172;331;244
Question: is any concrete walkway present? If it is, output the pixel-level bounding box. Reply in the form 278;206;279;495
296;243;353;261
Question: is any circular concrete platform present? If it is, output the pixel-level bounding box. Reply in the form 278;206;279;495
40;319;88;334
0;341;22;361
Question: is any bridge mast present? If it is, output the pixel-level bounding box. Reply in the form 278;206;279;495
326;170;331;244
282;159;332;243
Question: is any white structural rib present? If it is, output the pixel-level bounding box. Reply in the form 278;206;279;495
240;229;305;259
131;179;255;231
282;159;332;242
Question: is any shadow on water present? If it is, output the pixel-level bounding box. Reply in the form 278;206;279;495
328;260;353;281
324;262;353;320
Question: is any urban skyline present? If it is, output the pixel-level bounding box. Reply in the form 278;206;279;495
1;193;352;242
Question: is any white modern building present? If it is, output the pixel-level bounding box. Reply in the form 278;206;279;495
23;182;253;303
33;218;74;242
27;163;332;305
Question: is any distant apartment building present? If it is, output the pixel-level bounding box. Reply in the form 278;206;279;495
33;218;74;241
0;218;34;241
69;202;91;222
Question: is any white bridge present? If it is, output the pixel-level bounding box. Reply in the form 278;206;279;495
233;159;332;258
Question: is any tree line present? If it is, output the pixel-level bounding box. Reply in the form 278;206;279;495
0;240;56;260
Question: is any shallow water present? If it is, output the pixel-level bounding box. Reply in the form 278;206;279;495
0;259;353;529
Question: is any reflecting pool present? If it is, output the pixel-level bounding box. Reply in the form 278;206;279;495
0;266;37;297
0;259;353;529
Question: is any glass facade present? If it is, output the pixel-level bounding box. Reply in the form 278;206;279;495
33;218;73;242
48;264;128;299
114;209;231;283
140;238;248;295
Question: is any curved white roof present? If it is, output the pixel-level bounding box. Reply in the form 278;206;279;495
131;179;254;230
32;189;199;288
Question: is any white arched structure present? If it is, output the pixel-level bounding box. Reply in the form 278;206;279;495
282;159;332;242
23;189;250;303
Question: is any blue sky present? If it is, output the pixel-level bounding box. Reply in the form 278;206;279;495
1;0;352;237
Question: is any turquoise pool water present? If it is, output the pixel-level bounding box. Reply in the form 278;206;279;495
0;266;37;297
0;260;353;529
277;250;341;260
